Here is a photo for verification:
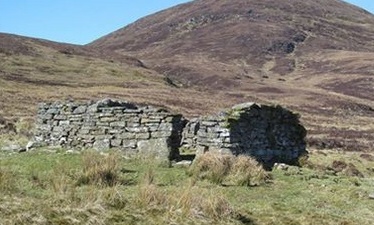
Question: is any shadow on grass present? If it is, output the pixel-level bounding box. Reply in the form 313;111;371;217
235;213;257;225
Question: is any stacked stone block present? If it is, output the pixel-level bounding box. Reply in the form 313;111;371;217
35;99;185;160
181;117;232;154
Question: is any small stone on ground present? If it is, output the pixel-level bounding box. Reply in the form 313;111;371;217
173;160;192;167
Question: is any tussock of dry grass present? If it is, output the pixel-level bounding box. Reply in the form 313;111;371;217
229;155;269;186
173;181;236;220
137;169;168;208
136;173;237;222
188;152;233;184
77;151;122;187
189;152;269;186
101;185;128;210
0;168;17;193
15;117;35;138
196;191;235;220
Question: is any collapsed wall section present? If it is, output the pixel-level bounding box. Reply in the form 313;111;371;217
181;103;307;167
35;99;185;161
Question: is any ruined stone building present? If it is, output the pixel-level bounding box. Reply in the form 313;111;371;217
34;99;307;167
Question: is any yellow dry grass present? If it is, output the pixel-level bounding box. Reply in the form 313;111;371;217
189;152;269;186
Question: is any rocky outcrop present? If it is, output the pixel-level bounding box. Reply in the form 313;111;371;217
33;99;307;166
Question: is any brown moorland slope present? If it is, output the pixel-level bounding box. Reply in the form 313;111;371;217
0;33;231;118
89;0;374;151
0;0;373;151
90;0;374;88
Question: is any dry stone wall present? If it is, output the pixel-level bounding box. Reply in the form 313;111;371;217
35;99;185;161
181;103;307;167
34;99;307;166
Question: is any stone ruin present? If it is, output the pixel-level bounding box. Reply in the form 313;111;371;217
35;99;185;161
34;99;307;167
181;103;307;167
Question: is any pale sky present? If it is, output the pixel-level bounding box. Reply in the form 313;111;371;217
0;0;372;45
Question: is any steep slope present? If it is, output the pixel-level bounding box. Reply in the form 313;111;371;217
89;0;374;151
90;0;374;87
0;33;232;121
0;33;174;117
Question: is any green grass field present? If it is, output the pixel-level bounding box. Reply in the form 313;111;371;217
0;149;373;225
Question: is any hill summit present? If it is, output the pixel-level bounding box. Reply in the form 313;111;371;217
89;0;374;88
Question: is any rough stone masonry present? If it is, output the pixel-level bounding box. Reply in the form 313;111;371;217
181;103;307;167
34;99;185;161
34;99;307;167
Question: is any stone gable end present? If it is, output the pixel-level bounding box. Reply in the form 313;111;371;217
181;103;307;167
